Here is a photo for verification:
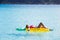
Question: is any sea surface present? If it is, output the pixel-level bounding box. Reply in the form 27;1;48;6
0;4;60;40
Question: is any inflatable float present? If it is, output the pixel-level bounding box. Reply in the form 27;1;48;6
16;22;53;33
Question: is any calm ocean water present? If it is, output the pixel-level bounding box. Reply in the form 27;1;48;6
0;4;60;40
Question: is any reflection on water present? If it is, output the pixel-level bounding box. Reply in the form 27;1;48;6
0;32;53;40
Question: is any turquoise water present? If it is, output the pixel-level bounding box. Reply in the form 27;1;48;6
0;4;60;40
